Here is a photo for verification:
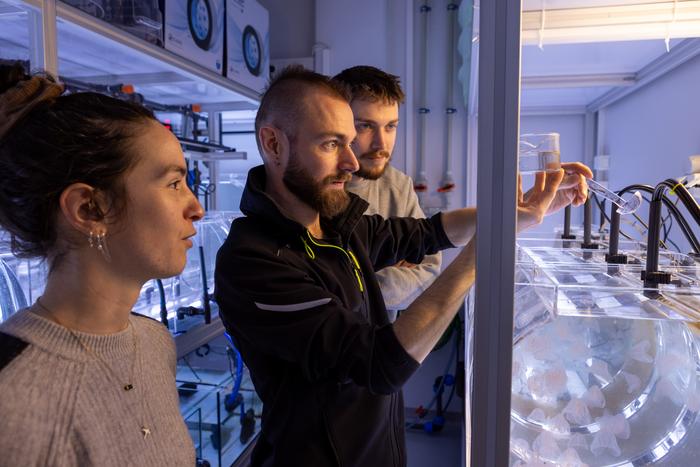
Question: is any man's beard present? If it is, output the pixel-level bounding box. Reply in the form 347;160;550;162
354;150;391;180
283;150;352;218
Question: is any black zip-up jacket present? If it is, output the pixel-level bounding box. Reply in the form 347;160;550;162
214;166;454;467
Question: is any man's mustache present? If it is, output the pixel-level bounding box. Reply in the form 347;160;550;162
325;173;353;184
360;150;390;160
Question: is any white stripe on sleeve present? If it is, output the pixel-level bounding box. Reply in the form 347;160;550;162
254;298;332;312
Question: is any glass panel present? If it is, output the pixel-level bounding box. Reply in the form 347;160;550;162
132;211;239;324
0;256;28;322
511;316;700;465
58;0;163;46
177;335;262;466
508;253;700;465
512;0;700;443
0;0;37;68
0;231;47;322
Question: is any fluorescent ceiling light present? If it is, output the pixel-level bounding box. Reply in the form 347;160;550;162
521;73;637;88
522;1;700;45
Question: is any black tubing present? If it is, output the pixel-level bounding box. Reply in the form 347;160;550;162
156;279;168;328
614;183;700;254
198;246;212;324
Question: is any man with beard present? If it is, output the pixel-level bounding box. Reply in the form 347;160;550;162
334;66;440;322
214;65;591;467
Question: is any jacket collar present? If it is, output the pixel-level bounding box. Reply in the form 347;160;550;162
240;165;369;241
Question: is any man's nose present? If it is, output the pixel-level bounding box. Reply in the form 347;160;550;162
339;145;359;173
371;130;387;151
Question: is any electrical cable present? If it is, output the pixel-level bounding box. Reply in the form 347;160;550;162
180;356;203;382
659;178;700;225
661;202;681;251
666;236;680;253
591;194;638;242
593;185;694;252
664;197;682;252
223;333;247;425
662;210;671;243
642;179;700;289
617;184;700;254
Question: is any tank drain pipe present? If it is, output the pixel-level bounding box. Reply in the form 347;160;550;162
581;195;599;258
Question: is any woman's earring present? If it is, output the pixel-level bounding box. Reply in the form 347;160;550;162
88;230;111;262
95;231;112;262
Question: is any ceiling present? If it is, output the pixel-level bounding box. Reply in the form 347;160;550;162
520;39;685;109
516;0;700;110
522;0;669;9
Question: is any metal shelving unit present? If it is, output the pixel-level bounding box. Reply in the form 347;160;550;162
1;0;260;108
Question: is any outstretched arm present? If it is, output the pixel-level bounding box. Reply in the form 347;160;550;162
393;166;587;363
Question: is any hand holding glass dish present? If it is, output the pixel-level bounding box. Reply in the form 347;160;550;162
519;133;642;215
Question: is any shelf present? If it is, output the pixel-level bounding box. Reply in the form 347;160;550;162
185;150;247;162
0;0;261;108
174;312;226;360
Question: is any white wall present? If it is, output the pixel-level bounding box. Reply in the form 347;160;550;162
315;0;414;179
315;0;390;73
605;55;700;188
603;53;700;252
258;0;315;59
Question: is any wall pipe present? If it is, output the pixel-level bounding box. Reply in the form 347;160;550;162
438;2;460;207
414;1;431;199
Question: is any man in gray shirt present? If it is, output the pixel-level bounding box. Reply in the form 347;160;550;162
335;66;440;321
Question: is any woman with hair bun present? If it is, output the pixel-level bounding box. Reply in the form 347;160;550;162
0;62;203;466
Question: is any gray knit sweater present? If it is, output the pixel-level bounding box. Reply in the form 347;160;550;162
0;310;195;466
346;165;442;313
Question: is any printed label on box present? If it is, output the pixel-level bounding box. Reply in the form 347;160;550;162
226;0;270;93
165;0;225;74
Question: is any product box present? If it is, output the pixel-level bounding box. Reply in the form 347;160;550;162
164;0;225;74
60;0;163;46
226;0;269;93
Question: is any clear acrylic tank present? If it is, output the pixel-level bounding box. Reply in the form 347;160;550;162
0;256;27;323
131;211;239;325
0;230;47;323
467;244;700;466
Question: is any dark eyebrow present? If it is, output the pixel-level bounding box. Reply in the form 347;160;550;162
156;164;187;179
354;118;400;125
317;132;354;143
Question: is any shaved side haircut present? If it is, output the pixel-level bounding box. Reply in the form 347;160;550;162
255;65;351;153
333;66;405;105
